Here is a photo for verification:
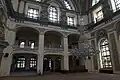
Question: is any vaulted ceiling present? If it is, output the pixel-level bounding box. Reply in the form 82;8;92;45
68;0;92;15
72;0;92;14
43;0;91;15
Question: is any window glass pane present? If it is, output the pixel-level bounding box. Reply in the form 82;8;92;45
49;6;58;22
17;57;26;69
67;16;74;26
20;42;25;48
100;39;112;68
96;10;103;22
27;8;39;19
110;0;120;12
30;57;37;68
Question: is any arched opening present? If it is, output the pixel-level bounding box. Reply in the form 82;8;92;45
43;55;62;72
68;34;79;49
44;31;63;49
10;53;37;75
15;27;39;49
99;39;112;69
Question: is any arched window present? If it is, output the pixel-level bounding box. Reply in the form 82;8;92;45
92;0;100;6
110;0;120;12
63;0;72;10
20;42;25;48
99;39;112;68
48;6;58;22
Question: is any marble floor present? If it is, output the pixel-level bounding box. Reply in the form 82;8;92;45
1;72;120;80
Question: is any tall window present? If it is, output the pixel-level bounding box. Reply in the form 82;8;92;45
17;57;26;69
64;0;72;10
27;8;39;19
92;0;100;6
99;39;112;68
49;6;58;22
96;10;103;22
67;16;74;26
110;0;120;12
30;57;37;68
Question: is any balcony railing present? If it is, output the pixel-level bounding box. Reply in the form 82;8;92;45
13;45;38;52
44;48;64;53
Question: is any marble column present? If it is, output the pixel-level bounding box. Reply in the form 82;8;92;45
37;32;44;75
63;36;69;70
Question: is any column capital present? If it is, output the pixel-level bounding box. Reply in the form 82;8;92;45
38;28;45;35
39;32;44;35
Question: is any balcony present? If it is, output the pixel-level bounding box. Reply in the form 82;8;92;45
44;48;64;54
13;45;38;52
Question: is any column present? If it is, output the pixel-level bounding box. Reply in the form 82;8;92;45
0;27;16;76
63;36;69;71
37;32;44;75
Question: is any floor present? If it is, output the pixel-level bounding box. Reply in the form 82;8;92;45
1;72;120;80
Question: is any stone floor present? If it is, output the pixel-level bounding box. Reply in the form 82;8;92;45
1;72;120;80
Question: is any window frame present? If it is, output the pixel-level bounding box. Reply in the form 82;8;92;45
67;16;74;26
96;9;104;22
16;57;26;69
30;57;37;68
110;0;120;12
48;6;59;23
92;6;104;23
27;7;39;19
99;39;112;69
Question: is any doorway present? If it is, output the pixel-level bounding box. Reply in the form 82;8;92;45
43;55;62;72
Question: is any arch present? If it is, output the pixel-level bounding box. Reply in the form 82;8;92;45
44;30;64;37
11;53;38;72
68;33;80;37
44;0;64;8
98;38;112;69
68;33;80;49
16;27;39;34
47;0;62;23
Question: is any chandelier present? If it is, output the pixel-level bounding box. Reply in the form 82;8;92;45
71;26;99;59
